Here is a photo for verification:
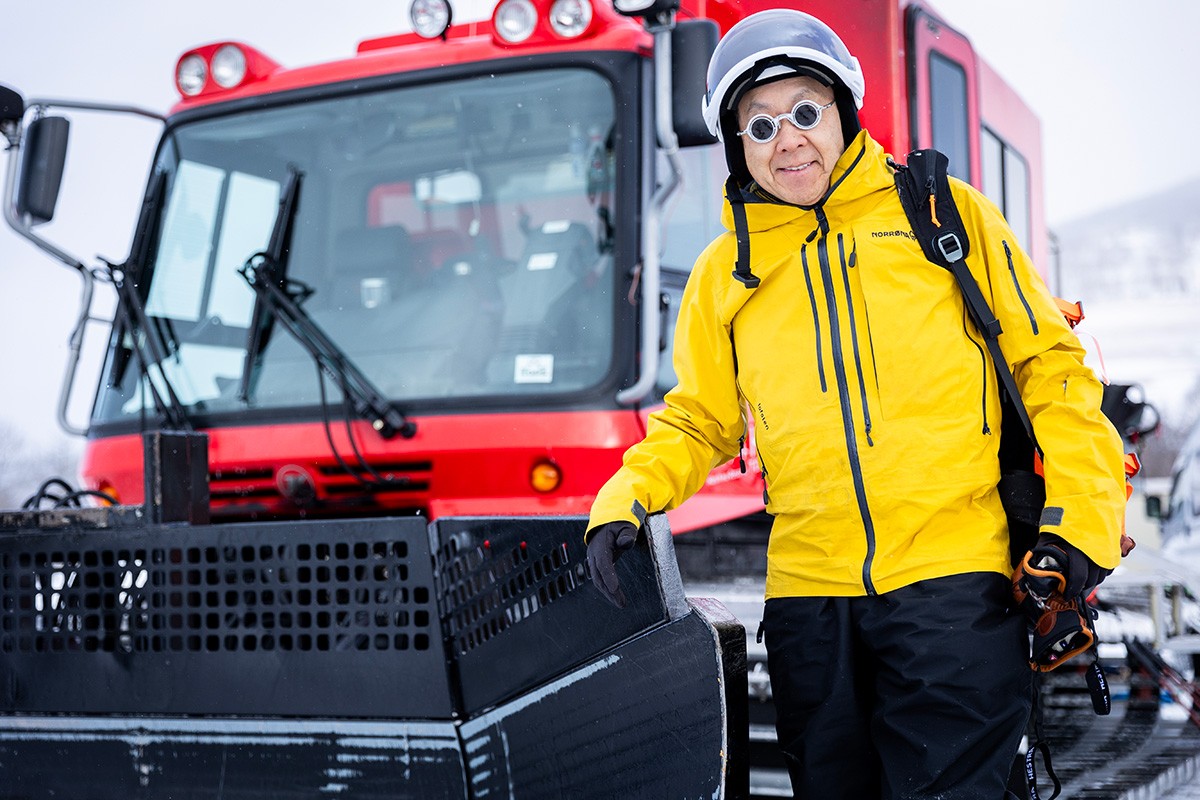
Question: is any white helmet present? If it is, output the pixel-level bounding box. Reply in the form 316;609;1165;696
702;9;865;142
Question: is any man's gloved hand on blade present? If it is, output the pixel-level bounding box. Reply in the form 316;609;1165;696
1029;533;1111;600
586;521;638;609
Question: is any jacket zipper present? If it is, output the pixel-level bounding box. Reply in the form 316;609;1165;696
731;327;768;505
837;233;874;447
759;451;771;506
1004;240;1038;334
848;238;883;403
814;207;878;596
800;245;828;392
730;326;750;475
962;313;991;434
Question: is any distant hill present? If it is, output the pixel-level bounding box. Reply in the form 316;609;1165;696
1049;178;1200;473
1055;178;1200;300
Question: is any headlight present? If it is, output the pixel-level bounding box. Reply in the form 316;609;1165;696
410;0;452;39
211;44;248;89
549;0;592;37
494;0;538;43
176;54;208;97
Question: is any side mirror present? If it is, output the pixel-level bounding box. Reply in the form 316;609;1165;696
1145;495;1164;520
0;84;24;127
17;115;70;225
1101;382;1160;444
672;20;718;147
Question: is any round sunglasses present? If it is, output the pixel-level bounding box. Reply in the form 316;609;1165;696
737;99;835;144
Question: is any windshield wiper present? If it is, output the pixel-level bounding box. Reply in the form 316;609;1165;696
237;169;416;440
100;165;191;431
239;261;417;440
106;257;192;432
239;168;301;405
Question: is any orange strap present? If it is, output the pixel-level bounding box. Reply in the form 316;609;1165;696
1054;297;1084;329
1124;452;1141;480
1121;453;1140;550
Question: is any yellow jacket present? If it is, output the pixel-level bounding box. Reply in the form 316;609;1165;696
589;131;1126;598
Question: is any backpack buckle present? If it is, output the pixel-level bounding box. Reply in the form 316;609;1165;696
936;232;964;263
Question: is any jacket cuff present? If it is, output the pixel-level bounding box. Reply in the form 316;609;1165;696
585;500;648;543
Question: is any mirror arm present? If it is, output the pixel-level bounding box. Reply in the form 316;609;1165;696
25;97;165;123
5;135;96;437
3;98;165;273
55;265;100;436
3;97;166;437
617;18;682;406
3;127;88;272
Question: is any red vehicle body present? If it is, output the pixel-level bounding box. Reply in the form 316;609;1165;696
24;0;1044;534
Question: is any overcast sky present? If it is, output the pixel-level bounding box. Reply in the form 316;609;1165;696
1;0;1197;448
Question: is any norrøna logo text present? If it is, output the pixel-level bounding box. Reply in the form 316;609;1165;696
871;229;916;240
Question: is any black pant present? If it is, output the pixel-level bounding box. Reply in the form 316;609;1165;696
762;572;1032;800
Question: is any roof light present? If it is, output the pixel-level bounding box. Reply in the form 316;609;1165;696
495;0;538;43
211;44;248;89
176;54;208;97
174;42;282;100
549;0;592;37
411;0;453;39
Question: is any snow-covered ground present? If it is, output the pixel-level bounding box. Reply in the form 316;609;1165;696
1161;765;1200;798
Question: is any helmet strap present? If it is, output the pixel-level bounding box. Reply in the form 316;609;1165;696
720;115;752;188
725;176;760;289
833;81;861;148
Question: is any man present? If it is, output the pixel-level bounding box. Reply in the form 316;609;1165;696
585;8;1127;800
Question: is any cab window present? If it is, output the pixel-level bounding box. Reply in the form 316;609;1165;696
929;51;970;182
981;126;1031;252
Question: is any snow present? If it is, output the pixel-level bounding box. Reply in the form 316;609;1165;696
1080;296;1200;424
1158;756;1200;799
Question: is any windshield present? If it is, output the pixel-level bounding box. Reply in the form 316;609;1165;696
94;68;619;426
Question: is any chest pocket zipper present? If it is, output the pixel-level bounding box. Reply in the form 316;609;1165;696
800;244;828;393
1004;240;1038;335
962;311;991;435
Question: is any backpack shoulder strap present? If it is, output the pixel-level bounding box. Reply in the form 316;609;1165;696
893;149;970;265
894;149;1041;455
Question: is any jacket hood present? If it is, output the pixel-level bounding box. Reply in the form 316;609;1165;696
720;130;895;234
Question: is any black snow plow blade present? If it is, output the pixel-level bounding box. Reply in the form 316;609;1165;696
0;510;747;798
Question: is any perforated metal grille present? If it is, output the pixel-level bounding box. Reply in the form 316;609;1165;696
437;529;587;656
0;538;434;656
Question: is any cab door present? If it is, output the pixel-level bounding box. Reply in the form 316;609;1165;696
906;6;981;185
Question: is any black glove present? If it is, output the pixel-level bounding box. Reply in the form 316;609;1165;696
586;521;638;609
1030;533;1110;599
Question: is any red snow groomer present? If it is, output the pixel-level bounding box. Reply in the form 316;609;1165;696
1;0;1056;796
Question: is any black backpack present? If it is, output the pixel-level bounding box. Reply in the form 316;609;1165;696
894;150;1133;800
892;149;1044;566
